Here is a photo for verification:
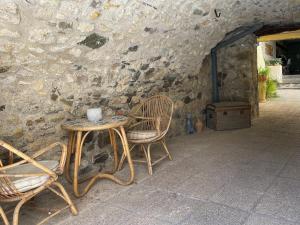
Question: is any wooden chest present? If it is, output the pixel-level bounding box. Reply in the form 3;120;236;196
206;102;251;131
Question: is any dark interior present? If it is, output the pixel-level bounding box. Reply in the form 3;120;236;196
277;39;300;75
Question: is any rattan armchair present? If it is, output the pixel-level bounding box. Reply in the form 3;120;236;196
118;95;174;175
0;140;78;225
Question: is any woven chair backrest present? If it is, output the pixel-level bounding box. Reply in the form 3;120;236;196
134;95;174;133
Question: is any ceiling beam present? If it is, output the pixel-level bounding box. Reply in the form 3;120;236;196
257;30;300;42
254;23;300;36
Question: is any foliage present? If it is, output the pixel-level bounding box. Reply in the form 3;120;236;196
258;67;278;99
258;67;270;81
258;67;270;76
266;79;278;98
266;58;282;66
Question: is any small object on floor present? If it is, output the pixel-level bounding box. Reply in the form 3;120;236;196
92;152;109;164
186;113;195;134
195;118;204;133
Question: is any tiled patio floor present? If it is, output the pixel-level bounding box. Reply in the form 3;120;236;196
2;89;300;225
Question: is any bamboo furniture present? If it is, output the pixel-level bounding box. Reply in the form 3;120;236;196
61;116;134;197
0;206;9;225
0;140;78;225
118;95;174;175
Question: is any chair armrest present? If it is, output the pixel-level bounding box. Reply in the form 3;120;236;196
0;140;57;178
132;116;156;120
10;142;67;175
128;116;161;134
30;142;67;175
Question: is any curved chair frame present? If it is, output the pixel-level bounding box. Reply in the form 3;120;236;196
118;95;174;175
0;140;78;225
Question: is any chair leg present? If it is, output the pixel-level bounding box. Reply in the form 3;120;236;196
161;139;172;160
13;198;29;225
118;145;135;171
146;144;153;175
141;144;148;161
51;182;78;215
118;152;126;171
0;207;9;225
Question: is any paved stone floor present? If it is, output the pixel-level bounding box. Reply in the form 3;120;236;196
2;89;300;225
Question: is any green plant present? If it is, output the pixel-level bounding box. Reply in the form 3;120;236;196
258;67;270;81
266;58;282;66
266;79;278;98
258;67;270;76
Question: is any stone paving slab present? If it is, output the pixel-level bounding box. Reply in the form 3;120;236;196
254;177;300;222
145;192;203;224
210;184;263;211
62;203;131;225
179;201;249;225
122;216;171;225
175;168;234;201
244;213;300;225
280;163;300;180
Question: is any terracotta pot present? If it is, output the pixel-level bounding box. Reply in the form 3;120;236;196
258;75;267;82
258;80;267;103
195;119;204;133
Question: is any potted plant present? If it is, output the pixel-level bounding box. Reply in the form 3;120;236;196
266;58;282;83
258;67;270;103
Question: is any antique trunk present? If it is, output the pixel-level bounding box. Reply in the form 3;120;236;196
206;102;251;131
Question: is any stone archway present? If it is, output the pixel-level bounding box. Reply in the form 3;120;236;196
0;0;299;153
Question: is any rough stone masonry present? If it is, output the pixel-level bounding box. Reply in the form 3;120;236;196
0;0;299;156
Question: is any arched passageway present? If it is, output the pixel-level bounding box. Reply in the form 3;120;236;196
0;0;299;150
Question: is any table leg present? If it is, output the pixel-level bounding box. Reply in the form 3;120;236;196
73;131;83;197
118;126;135;184
71;126;135;197
65;131;75;183
109;128;118;173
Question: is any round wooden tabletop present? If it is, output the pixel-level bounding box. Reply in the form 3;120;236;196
61;116;128;131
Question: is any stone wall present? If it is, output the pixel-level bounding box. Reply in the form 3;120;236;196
0;0;298;157
217;34;259;116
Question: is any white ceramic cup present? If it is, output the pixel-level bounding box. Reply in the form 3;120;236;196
87;108;102;122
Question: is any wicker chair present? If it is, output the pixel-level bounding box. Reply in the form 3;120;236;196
0;140;78;225
118;95;174;175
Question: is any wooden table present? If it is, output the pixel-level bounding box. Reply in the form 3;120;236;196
61;116;134;197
